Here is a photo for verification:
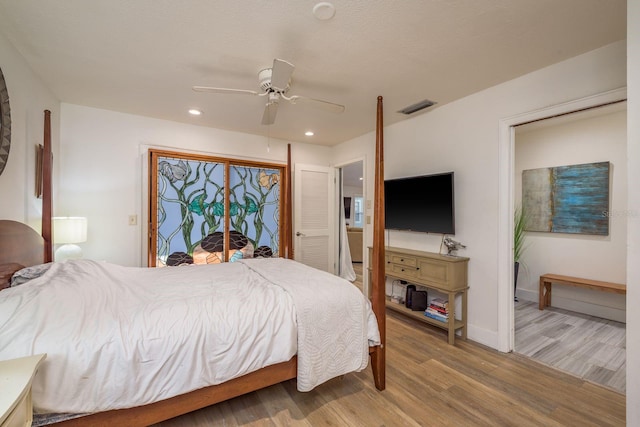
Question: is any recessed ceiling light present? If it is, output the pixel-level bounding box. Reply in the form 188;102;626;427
313;2;336;20
188;109;202;116
305;131;314;136
359;177;363;181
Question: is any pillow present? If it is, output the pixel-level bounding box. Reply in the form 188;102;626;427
10;262;53;287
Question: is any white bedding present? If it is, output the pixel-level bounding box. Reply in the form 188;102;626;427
0;258;379;414
237;258;380;391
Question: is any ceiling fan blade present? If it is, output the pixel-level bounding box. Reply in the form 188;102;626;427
288;95;345;114
192;86;260;96
261;102;279;125
270;59;294;92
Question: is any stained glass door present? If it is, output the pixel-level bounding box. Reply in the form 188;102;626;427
149;150;284;267
228;165;282;261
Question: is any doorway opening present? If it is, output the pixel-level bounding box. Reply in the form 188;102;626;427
507;97;627;393
337;159;365;291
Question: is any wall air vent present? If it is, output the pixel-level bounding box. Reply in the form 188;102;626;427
398;99;437;115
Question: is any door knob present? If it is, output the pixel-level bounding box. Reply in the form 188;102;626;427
296;231;305;236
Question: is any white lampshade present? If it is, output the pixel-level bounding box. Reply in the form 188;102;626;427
53;217;87;261
53;217;87;244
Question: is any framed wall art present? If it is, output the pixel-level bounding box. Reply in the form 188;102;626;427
522;161;610;235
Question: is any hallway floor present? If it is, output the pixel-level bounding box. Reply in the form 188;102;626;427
514;300;625;394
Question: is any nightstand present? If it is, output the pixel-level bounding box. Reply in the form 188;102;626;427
0;354;46;427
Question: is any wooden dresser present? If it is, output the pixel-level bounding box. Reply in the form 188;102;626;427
369;246;469;344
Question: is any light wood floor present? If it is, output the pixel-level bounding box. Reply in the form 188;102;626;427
514;300;626;394
154;311;625;427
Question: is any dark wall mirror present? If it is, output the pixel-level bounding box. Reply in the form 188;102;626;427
0;67;12;176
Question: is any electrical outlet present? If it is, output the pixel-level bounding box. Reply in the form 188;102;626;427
128;215;137;226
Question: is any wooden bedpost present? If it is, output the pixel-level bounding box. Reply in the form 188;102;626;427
284;144;293;259
42;110;53;262
371;96;386;390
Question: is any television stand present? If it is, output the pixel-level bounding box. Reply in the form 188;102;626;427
368;246;469;344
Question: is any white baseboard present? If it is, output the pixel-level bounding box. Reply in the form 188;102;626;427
516;289;626;323
467;324;500;350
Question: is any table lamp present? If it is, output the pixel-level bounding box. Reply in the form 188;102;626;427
53;217;87;261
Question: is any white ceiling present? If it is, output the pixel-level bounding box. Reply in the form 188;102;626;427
0;0;626;146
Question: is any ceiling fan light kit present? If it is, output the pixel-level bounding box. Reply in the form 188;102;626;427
193;58;345;125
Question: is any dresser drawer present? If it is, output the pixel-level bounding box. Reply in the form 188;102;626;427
388;253;417;267
388;262;419;279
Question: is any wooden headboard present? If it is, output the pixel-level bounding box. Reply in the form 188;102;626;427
0;220;46;288
0;220;46;267
0;110;52;289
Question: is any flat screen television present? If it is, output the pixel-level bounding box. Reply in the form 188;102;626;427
384;172;455;234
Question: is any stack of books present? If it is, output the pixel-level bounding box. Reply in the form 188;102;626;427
424;298;449;322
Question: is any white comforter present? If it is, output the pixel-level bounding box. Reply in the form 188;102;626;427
0;258;380;414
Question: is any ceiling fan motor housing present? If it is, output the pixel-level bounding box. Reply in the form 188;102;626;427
258;68;289;93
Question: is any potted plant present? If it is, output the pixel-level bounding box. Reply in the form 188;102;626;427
514;205;528;302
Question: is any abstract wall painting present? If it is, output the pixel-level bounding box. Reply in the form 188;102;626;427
522;161;610;235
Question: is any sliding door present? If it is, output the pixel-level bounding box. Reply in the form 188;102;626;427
148;149;285;267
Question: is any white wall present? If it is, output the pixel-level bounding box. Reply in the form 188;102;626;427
514;109;627;322
626;1;639;424
333;40;627;349
59;103;332;266
0;31;60;228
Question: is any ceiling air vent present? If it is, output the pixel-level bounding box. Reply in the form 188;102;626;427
398;99;436;115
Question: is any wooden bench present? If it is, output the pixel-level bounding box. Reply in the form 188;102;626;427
539;273;626;310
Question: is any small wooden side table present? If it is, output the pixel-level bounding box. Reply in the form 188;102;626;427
0;354;46;427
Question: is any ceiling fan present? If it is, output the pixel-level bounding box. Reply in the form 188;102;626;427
193;59;345;125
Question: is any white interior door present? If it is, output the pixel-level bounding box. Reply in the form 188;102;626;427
294;164;336;273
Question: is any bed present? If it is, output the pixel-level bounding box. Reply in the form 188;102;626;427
0;97;387;426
